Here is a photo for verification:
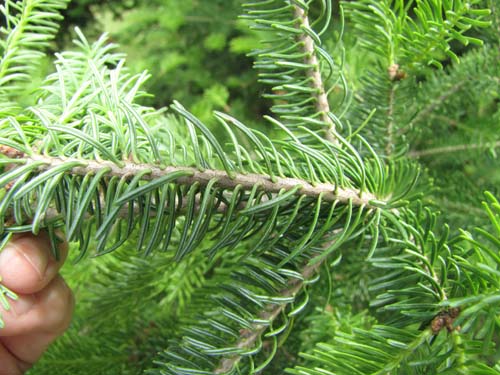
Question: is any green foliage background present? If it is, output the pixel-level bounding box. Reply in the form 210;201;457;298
95;0;270;131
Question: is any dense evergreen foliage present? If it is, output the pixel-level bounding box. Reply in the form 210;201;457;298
0;0;498;374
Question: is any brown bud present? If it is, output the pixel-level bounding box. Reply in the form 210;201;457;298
0;145;24;159
430;308;461;334
388;64;407;82
431;315;445;334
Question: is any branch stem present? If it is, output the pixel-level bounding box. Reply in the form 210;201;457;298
23;153;377;207
409;141;500;158
214;258;325;373
293;5;338;145
385;83;396;157
0;0;32;83
403;82;464;134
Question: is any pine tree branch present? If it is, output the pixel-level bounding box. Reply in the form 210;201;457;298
293;5;338;145
409;141;500;158
0;0;67;93
413;83;464;126
373;329;433;375
385;81;397;157
13;151;377;206
385;63;409;156
0;0;33;83
214;256;325;374
398;82;465;137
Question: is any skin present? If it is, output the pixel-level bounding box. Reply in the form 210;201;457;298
0;233;74;375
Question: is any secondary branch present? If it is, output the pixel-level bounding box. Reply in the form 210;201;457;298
385;82;397;157
409;141;500;158
214;258;325;373
293;5;338;145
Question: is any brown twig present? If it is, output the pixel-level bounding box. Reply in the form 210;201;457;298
385;82;397;157
13;152;377;207
214;258;325;373
293;5;338;145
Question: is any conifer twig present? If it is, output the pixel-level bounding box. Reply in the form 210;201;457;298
409;141;500;158
385;82;396;157
398;82;465;136
385;63;408;156
16;152;377;206
214;256;326;374
293;5;338;145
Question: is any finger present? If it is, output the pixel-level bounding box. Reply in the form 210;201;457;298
0;343;27;375
0;232;68;294
1;275;74;368
0;275;74;373
0;275;74;338
1;332;60;372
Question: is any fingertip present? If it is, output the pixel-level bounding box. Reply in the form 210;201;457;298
0;235;49;293
0;274;75;367
0;275;75;337
0;232;67;294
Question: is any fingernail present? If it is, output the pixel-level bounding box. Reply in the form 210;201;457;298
0;236;50;280
10;294;36;316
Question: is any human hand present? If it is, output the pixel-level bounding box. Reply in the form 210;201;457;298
0;233;74;374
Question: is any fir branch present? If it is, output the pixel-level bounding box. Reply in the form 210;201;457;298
12;151;378;207
292;4;337;145
2;1;498;373
409;141;500;158
343;0;491;70
244;0;341;143
385;80;397;157
406;82;465;131
0;0;69;95
214;257;325;374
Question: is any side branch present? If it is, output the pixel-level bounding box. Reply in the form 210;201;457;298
293;5;338;145
214;259;325;373
409;141;500;158
385;82;397;157
22;153;377;207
